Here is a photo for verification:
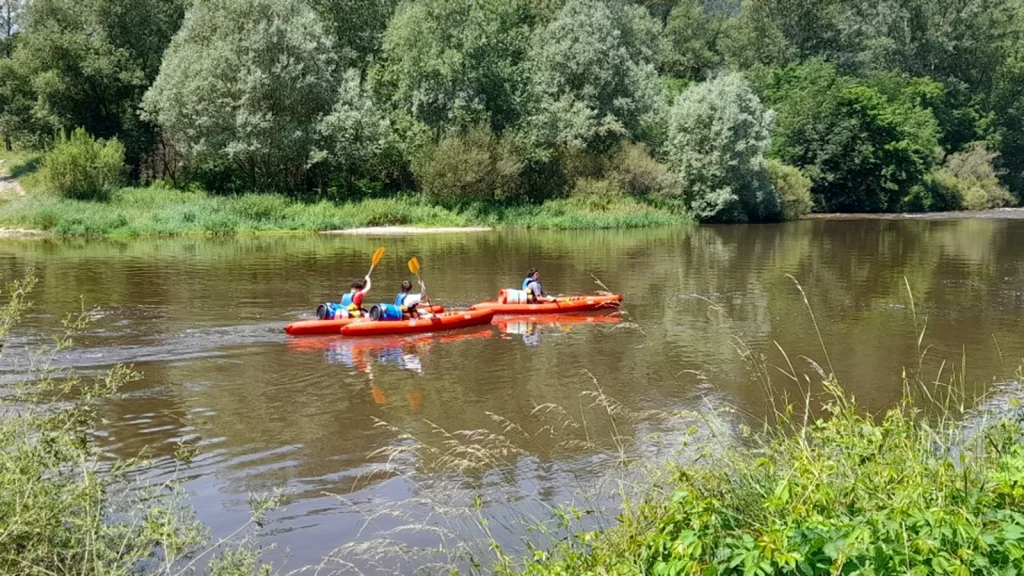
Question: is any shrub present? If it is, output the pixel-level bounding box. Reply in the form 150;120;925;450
766;159;812;219
411;125;523;207
766;62;941;213
607;141;677;198
40;128;126;201
943;142;1016;210
667;73;781;223
570;177;623;199
521;380;1024;575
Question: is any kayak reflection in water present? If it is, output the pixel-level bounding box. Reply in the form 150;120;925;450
501;319;543;347
327;340;424;375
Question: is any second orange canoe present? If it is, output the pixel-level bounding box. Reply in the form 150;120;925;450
285;304;446;336
340;308;495;337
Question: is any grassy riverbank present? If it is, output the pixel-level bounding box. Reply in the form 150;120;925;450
516;380;1024;575
0;153;683;237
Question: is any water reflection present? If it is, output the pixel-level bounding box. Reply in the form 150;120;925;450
0;219;1023;572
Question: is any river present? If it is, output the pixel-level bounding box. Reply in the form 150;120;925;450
1;219;1023;573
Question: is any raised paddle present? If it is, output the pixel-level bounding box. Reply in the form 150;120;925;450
407;256;432;312
367;247;386;277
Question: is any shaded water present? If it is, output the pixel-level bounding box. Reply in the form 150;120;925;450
1;219;1023;571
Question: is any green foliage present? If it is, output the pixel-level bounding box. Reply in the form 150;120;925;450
307;0;397;70
607;141;677;198
374;0;533;139
667;73;780;222
521;380;1024;575
3;0;183;167
767;61;941;212
0;275;275;575
658;0;725;79
142;0;337;193
766;159;812;219
411;125;523;206
938;142;1017;211
317;68;401;196
40;128;126;200
526;0;665;153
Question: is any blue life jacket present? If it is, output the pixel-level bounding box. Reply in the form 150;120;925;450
522;277;542;297
395;291;409;307
341;292;357;309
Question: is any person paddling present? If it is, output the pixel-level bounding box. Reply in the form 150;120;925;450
522;268;554;303
395;279;428;317
338;277;371;318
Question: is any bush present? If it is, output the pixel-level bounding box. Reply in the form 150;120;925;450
607;141;677;198
766;159;813;219
943;142;1016;210
521;380;1024;575
411;125;523;207
766;62;941;213
667;73;781;223
40;128;126;201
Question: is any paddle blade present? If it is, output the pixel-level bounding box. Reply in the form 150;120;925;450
371;247;386;268
408;257;420;275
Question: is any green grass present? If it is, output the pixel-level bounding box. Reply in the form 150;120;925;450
515;376;1024;575
0;184;684;237
0;148;686;236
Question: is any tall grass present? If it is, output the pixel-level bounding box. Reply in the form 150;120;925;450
0;180;686;237
0;274;280;575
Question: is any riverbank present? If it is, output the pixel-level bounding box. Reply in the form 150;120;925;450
517;380;1024;575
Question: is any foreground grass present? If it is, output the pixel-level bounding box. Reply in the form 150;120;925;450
0;152;684;236
516;378;1024;575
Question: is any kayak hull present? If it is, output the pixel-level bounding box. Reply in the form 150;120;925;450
285;304;445;336
471;294;622;315
340;309;495;337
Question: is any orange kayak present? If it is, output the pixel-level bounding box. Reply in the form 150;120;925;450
285;304;445;336
340;309;495;337
471;294;622;315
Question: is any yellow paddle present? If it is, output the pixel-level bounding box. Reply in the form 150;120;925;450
408;256;432;313
367;247;386;276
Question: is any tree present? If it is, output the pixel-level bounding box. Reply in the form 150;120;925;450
658;0;727;79
318;69;401;195
666;73;780;222
526;0;665;154
374;0;534;142
1;0;183;167
0;0;24;58
308;0;398;71
721;0;849;70
142;0;337;192
766;61;941;212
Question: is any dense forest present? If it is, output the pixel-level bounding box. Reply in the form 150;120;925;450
0;0;1022;223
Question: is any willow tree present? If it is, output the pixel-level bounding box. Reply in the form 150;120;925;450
667;73;780;222
142;0;336;192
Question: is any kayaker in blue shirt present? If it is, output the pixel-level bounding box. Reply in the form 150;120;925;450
396;279;428;317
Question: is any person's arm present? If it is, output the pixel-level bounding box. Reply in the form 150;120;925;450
353;276;372;307
418;280;426;298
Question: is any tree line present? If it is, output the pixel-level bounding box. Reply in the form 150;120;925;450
0;0;1021;222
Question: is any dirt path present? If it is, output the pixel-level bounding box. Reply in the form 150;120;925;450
0;159;26;199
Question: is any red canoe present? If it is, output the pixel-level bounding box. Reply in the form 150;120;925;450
471;294;622;315
285;304;445;336
340;309;495;337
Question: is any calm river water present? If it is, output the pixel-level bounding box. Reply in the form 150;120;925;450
1;219;1023;572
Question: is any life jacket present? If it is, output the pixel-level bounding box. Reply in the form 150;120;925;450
522;277;541;302
394;292;409;307
340;292;362;317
